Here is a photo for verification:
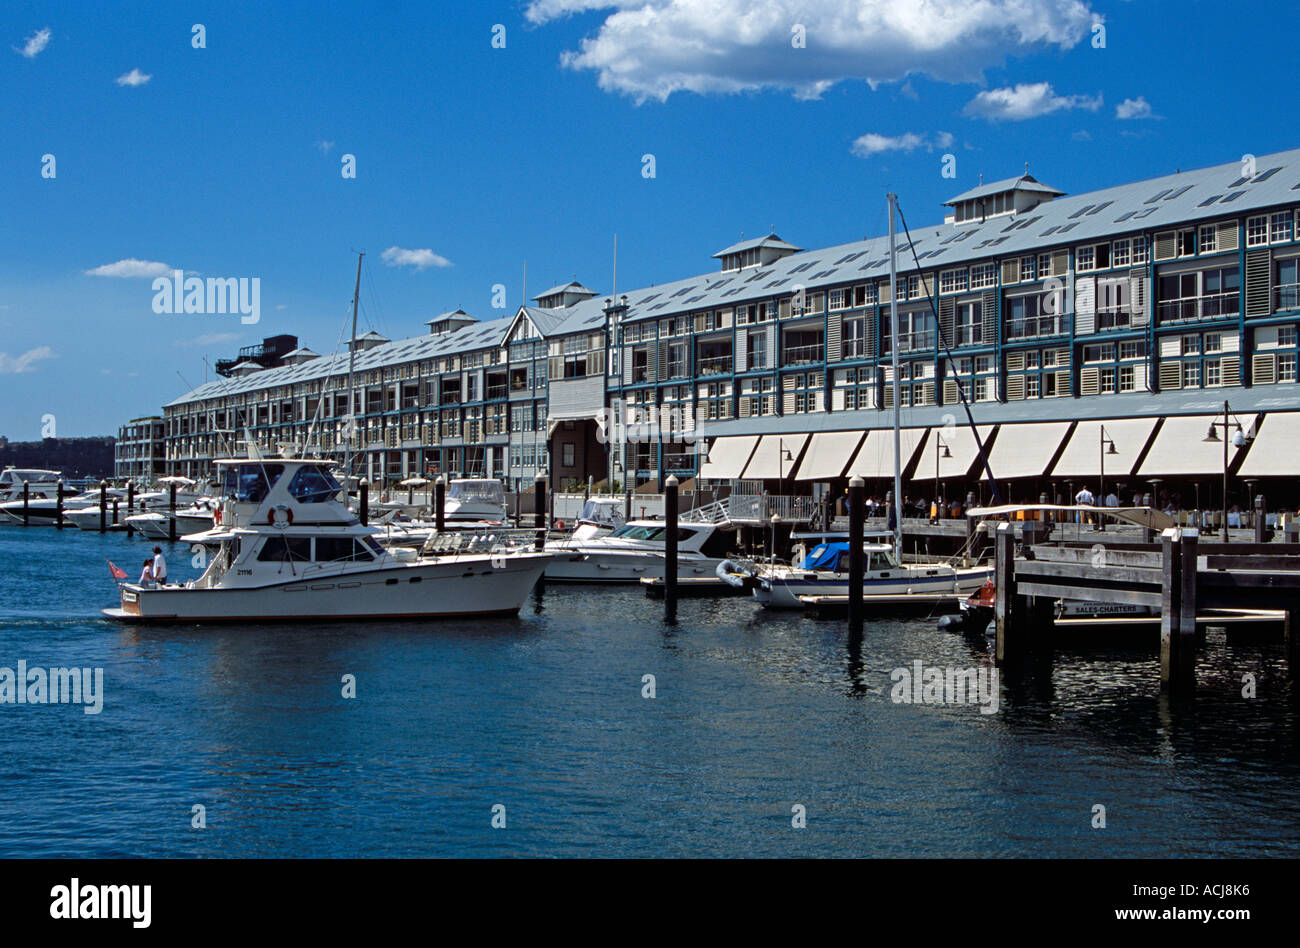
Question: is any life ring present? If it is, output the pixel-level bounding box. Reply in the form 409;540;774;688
268;504;293;529
556;519;565;530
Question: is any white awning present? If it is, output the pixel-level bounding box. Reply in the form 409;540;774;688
983;421;1072;480
1227;412;1294;477
1049;418;1159;478
742;433;810;479
794;430;866;480
698;435;759;481
846;428;927;480
1137;413;1257;476
909;425;995;482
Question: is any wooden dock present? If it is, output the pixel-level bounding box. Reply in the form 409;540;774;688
993;522;1300;693
799;592;963;619
641;576;749;598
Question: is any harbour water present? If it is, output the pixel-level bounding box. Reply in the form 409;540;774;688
1;526;1298;858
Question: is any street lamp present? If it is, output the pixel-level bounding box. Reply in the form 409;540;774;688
1202;399;1253;542
933;433;952;524
777;437;794;486
1099;425;1118;532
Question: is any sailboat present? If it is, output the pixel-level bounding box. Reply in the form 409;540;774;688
735;193;993;609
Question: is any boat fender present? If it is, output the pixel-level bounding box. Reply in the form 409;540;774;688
268;504;293;528
557;519;565;530
214;507;222;525
715;559;749;589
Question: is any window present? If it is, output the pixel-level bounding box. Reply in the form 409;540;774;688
1132;236;1150;265
940;268;968;294
1005;294;1062;339
1280;325;1298;347
1278;259;1300;310
1248;216;1269;247
1076;246;1095;272
1182;334;1201;355
1205;359;1222;386
258;536;312;562
1120;341;1145;361
1100;368;1116;394
1020;256;1036;281
956;302;982;346
842;318;866;358
829;288;847;311
970;263;997;289
1097;277;1133;329
287;465;342;504
1176;229;1195;257
1112;238;1131;268
562;443;575;467
1273;211;1294;244
1205;332;1223;353
1281;354;1298;382
315;537;373;562
1119;366;1136;392
1183;360;1201;388
1199;224;1217;254
747;332;768;369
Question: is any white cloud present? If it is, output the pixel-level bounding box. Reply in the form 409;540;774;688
381;246;453;270
851;130;953;157
15;27;52;58
115;68;152;87
84;258;173;278
314;140;335;154
1071;129;1092;141
524;0;1098;102
1115;95;1154;120
963;81;1101;121
0;346;55;374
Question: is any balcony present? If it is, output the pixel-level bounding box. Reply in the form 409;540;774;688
662;452;699;474
841;339;867;359
1275;284;1300;312
697;354;733;376
781;343;824;366
486;384;508;400
1157;292;1239;324
1005;316;1067;340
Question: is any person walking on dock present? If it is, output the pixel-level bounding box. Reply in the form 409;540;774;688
1075;485;1096;527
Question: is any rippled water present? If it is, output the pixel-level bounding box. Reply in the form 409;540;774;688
1;525;1298;857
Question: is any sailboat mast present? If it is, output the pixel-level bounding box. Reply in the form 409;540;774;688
344;250;364;478
887;193;904;561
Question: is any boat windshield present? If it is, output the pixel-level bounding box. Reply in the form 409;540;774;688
448;480;504;505
579;500;622;525
609;524;668;541
220;464;285;503
287;465;343;504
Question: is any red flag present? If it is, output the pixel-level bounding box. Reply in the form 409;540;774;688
106;559;128;580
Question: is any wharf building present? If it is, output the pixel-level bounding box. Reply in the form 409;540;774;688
156;149;1300;507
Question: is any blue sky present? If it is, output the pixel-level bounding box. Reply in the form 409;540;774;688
1;0;1294;437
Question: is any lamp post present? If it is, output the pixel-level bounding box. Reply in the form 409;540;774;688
1099;425;1118;532
933;433;951;524
777;437;793;488
1202;399;1252;543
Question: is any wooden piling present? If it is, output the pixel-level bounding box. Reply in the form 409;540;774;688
665;475;679;622
168;483;177;541
127;481;135;514
55;480;64;530
99;480;108;533
848;476;864;636
359;480;369;526
434;476;446;533
534;473;546;551
22;480;29;527
112;499;119;527
994;523;1023;665
1160;528;1197;693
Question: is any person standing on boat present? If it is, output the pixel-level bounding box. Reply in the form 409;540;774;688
151;546;167;586
138;558;154;587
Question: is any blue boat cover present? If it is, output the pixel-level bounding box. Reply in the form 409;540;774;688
801;542;849;571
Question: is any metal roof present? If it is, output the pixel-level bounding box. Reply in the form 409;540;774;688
533;281;596;301
943;174;1065;205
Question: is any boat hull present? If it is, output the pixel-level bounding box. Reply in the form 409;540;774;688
543;550;725;584
102;553;552;623
753;565;994;609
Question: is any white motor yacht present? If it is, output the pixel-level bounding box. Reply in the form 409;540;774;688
103;457;551;622
443;479;507;523
0;484;101;526
733;540;993;610
544;517;739;583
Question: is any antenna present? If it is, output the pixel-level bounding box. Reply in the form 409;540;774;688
612;233;618;302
